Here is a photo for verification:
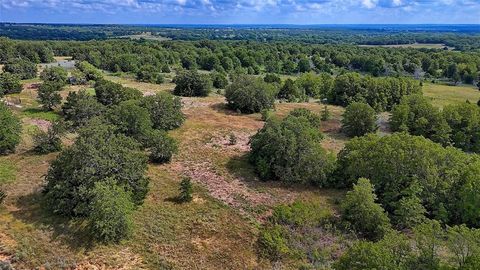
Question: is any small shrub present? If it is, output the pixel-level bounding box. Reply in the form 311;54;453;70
179;177;193;202
95;79;142;106
320;105;330;121
260;109;272;121
211;72;228;89
0;189;6;204
139;92;185;131
147;130;178;164
228;133;237;145
264;74;281;84
33;120;66;154
258;225;290;260
87;181;134;243
341;102;377;137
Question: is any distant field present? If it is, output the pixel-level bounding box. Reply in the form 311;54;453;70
117;32;171;41
423;82;480;108
359;43;453;50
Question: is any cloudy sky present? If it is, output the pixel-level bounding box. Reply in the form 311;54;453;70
1;0;479;24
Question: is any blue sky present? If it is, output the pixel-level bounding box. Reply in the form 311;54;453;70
1;0;480;24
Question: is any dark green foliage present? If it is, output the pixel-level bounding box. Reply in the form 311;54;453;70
33;120;66;154
76;61;103;81
146;130;178;164
106;100;153;143
139;92;185;131
210;72;228;89
288;108;321;128
0;72;22;95
413;220;443;269
40;66;68;85
277;78;307;102
341;102;377;137
178;177;193;203
258;224;290;260
62;90;105;128
329;73;421;111
225;75;276;114
87;180;134;243
392;181;427;229
443;102;480;152
173;70;212;97
260;109;272;121
37;82;63;110
341;178;391;240
94;79;142;106
136;65;163;84
44;120;149;216
335;133;477;226
250;109;335;185
391;95;451;145
0;103;22;154
295;72;321;98
335;231;413;270
3;58;37;80
263;74;281;84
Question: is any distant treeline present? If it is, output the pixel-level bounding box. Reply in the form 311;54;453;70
1;37;477;84
1;23;480;50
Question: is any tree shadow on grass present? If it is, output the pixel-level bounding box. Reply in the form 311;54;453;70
210;102;245;116
10;191;96;251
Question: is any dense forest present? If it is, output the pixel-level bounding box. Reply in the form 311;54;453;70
1;26;480;269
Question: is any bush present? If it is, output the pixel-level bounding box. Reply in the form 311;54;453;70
288;108;321;128
250;109;335;185
0;189;6;204
95;79;142;106
136;65;163;84
33;120;66;154
44;120;149;216
62;90;105;128
173;70;212;97
341;178;391;240
37;82;63;110
76;61;103;81
210;72;228;89
225;75;276;114
258;225;290;260
139;92;185;131
3;58;37;80
443;102;480;152
87;181;134;243
341;102;378;137
41;66;68;85
295;72;322;98
0;72;22;95
178;177;193;202
264;74;281;84
0;103;22;154
146;130;178;163
277;78;307;102
260;109;272;121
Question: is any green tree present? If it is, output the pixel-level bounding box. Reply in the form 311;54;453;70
146;130;178;164
0;103;21;154
0;72;22;95
173;70;212;97
3;58;37;80
295;72;321;97
62;90;105;128
277;78;307;102
342;102;377;137
95;79;142;106
40;66;68;85
250;110;335;185
341;178;391;240
413;220;443;270
106;100;153;143
44;119;149;216
33;120;66;154
139;92;185;131
87;180;134;243
225;75;276;114
210;72;228;89
37;82;62;111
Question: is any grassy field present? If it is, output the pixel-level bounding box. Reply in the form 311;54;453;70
117;32;171;41
0;74;345;269
423;82;480;108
